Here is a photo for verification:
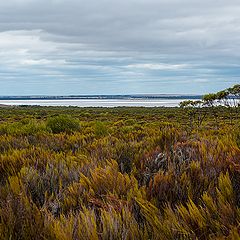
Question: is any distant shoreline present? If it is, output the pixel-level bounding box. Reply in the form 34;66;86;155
0;98;202;108
0;95;202;100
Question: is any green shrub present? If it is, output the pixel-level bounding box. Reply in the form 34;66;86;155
236;130;240;148
94;121;108;137
46;115;80;134
0;120;47;136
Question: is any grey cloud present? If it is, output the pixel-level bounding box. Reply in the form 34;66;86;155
0;0;239;94
1;1;240;50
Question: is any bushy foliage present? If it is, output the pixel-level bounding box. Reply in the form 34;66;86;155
94;121;108;137
0;119;47;136
46;115;80;133
0;106;239;239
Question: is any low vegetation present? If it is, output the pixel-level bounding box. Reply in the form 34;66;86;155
46;114;80;133
0;86;239;239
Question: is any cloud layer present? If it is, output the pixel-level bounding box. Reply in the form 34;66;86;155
0;0;240;95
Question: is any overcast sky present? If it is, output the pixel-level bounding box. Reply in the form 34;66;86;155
0;0;240;95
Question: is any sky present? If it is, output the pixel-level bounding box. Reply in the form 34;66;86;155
0;0;240;95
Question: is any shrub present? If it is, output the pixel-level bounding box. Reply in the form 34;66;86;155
46;115;80;134
94;121;108;137
235;126;240;148
0;120;47;136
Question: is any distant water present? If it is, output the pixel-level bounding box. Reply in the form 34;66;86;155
0;99;201;107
